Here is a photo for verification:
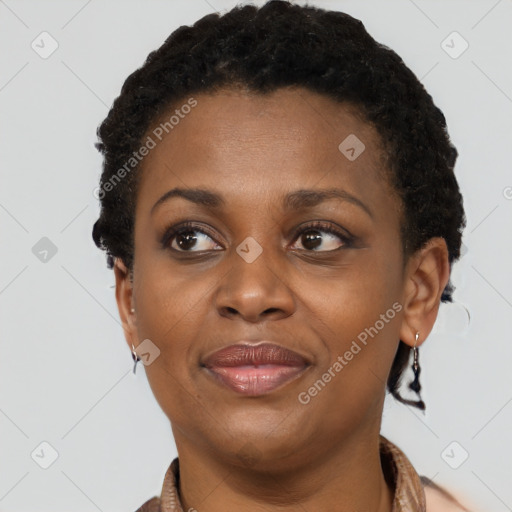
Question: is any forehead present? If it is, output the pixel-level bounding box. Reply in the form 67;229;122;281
136;87;397;217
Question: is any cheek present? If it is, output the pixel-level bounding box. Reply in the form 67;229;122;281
132;262;207;379
303;250;401;330
298;255;402;396
134;255;210;334
307;285;400;382
134;267;211;424
298;297;400;436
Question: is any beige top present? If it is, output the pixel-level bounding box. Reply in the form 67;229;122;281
134;435;469;512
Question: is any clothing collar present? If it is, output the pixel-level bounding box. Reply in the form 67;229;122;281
136;435;426;512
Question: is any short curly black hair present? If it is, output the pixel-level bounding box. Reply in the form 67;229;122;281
92;0;466;410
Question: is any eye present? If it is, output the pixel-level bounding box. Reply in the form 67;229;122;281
161;220;353;254
161;222;223;252
289;221;352;252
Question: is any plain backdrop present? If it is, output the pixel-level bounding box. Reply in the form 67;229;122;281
1;0;511;511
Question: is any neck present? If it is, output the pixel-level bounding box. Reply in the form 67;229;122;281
172;427;394;512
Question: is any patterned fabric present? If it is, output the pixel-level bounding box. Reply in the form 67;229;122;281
135;435;426;512
380;435;427;511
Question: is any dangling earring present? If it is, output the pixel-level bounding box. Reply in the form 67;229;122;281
408;332;426;410
131;343;141;374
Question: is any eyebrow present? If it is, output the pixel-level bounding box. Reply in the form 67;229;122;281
150;187;373;219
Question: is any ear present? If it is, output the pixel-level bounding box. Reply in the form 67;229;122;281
113;257;137;350
399;237;450;348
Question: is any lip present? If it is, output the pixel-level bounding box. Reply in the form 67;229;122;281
201;342;311;396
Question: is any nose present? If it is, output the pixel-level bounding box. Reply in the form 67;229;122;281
214;248;296;323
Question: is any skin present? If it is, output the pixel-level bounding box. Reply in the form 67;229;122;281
424;486;470;512
114;86;450;512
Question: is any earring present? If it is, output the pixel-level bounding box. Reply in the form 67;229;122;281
131;343;141;374
130;308;135;313
408;332;426;410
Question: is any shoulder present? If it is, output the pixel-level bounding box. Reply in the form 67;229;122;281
423;481;472;512
134;496;161;512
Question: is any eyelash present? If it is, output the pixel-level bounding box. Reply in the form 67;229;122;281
160;220;353;253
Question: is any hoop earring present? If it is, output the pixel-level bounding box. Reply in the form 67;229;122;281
131;343;141;374
408;332;426;410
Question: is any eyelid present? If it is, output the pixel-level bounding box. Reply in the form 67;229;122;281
288;220;353;244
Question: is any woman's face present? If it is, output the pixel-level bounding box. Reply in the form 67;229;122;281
115;87;441;470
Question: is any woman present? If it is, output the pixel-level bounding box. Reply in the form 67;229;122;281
92;1;471;510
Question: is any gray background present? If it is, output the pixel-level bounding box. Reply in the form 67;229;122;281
1;0;511;510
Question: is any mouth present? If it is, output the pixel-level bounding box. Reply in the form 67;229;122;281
201;343;311;396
